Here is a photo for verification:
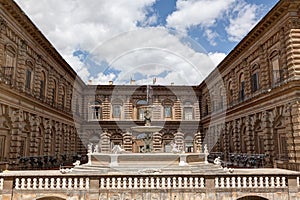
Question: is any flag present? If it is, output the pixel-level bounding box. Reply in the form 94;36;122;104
153;77;156;84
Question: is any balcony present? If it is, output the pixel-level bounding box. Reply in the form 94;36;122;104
0;167;299;200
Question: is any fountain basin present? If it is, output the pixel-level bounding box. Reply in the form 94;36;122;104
131;125;163;133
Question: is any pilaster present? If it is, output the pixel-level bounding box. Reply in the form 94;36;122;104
262;111;273;167
9;109;24;162
29;115;40;156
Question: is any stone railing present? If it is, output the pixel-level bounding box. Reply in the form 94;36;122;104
215;176;287;188
14;177;89;190
99;176;205;190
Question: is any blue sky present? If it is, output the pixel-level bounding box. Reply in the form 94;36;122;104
15;0;279;85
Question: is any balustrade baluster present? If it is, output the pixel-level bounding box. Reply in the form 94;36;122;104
220;177;225;188
123;177;127;189
156;177;160;188
112;177;116;189
32;178;37;189
74;178;78;189
128;177;132;189
276;177;281;187
259;177;264;187
237;177;241;188
15;178;20;189
26;178;32;189
150;177;155;188
282;177;287;187
248;177;253;188
56;178;61;189
200;177;205;188
117;178;121;189
139;177;144;189
231;177;236;188
172;177;177;188
167;177;171;188
145;177;149;188
226;177;230;188
68;178;73;189
189;177;193;188
50;178;55;189
265;177;269;188
45;178;49;189
162;177;166;189
271;177;275;187
20;178;25;189
106;177;110;189
242;177;247;188
134;177;138;189
86;178;90;189
215;177;219;188
0;178;3;190
62;178;67;189
79;178;84;189
178;177;182;188
254;177;258;187
181;177;186;188
100;178;105;189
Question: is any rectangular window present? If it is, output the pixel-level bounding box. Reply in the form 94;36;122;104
113;105;121;118
239;81;245;101
25;69;31;90
39;80;44;99
272;59;281;84
251;73;259;92
164;106;172;118
138;108;144;120
92;107;101;120
184;107;193;120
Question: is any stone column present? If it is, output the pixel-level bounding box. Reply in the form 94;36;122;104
194;131;202;153
262;111;273;167
29;115;40;156
245;116;254;154
152;132;162;152
100;130;110;153
43;119;52;156
16;39;27;91
174;129;184;151
9;109;24;163
123;131;132;152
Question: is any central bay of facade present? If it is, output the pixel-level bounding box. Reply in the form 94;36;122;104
73;107;208;174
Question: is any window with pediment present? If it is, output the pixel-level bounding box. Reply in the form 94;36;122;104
162;99;173;119
112;99;123;119
251;64;260;92
2;44;16;85
183;101;193;120
136;99;148;120
270;50;283;85
39;71;46;100
89;101;102;120
238;73;245;102
25;60;34;91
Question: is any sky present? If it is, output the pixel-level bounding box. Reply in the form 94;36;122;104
14;0;279;85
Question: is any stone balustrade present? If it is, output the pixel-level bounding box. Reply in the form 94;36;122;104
14;177;89;190
0;172;300;200
99;176;205;190
215;176;287;188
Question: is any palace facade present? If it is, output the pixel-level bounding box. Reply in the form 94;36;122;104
1;0;300;172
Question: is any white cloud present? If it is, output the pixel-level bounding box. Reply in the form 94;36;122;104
225;2;262;42
208;52;226;67
166;0;235;33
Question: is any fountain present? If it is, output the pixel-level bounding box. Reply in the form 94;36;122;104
72;107;215;174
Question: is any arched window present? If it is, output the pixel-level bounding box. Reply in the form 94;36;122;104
183;101;193;120
239;73;245;102
251;64;260;92
52;80;57;105
89;101;102;120
61;87;66;108
25;60;33;91
228;80;233;105
39;71;46;100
